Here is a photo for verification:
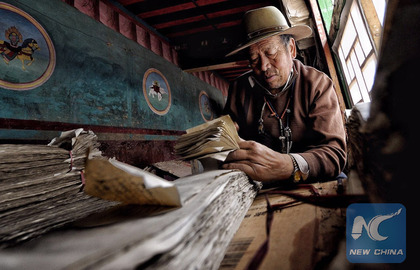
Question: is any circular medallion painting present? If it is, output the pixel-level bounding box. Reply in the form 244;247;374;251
143;68;171;115
0;2;56;90
199;91;214;121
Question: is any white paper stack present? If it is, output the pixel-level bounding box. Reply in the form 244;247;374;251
0;170;260;270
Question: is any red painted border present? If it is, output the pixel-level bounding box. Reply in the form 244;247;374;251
0;118;185;136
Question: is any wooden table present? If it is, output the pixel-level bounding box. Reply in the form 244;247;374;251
220;180;348;270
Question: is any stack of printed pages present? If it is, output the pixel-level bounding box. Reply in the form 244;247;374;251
175;115;240;161
0;169;260;270
0;121;260;269
0;129;117;248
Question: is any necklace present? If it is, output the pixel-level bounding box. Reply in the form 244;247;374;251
257;71;294;153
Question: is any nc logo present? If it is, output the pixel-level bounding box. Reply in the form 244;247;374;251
346;203;406;263
351;208;402;241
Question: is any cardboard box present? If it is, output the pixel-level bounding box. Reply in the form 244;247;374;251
220;181;346;270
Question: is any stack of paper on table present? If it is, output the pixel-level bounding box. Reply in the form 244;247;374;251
1;122;259;269
174;115;240;161
0;169;260;270
0;129;117;248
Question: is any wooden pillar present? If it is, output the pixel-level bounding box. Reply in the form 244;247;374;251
99;1;118;31
198;71;205;81
204;72;210;85
360;0;382;53
162;42;172;63
136;25;151;49
150;35;162;56
210;72;216;88
171;48;179;66
308;0;346;112
119;14;135;41
73;0;99;20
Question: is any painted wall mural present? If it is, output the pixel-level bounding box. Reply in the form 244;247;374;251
199;91;214;122
0;2;55;90
143;68;171;115
0;0;226;166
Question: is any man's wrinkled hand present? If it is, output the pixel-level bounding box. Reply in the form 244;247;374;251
222;140;293;182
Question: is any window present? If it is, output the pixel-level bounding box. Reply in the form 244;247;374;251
335;0;387;106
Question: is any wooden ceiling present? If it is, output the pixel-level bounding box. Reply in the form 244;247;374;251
112;0;310;83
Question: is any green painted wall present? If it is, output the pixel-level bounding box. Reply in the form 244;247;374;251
318;0;334;34
0;0;225;137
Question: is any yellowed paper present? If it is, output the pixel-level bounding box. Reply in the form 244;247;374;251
174;115;240;161
84;158;182;207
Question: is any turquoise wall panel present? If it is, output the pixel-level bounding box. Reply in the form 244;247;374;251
0;0;225;138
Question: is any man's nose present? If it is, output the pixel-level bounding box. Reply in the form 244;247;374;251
260;55;271;72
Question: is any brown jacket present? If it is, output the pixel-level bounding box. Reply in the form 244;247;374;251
223;59;347;180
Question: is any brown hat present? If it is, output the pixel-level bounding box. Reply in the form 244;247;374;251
226;6;312;56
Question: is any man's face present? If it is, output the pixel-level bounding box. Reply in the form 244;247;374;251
248;35;296;91
9;33;18;46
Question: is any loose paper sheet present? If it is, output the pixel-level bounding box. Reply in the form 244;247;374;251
84;158;182;207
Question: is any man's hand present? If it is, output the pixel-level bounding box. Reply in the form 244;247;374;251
222;140;294;182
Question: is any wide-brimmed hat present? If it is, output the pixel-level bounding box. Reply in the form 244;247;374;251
226;6;312;57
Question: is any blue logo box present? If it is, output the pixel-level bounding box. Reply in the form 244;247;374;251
346;203;406;263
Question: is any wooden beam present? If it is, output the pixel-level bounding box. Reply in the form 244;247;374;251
137;0;229;19
144;0;270;26
154;3;262;30
154;15;207;30
308;0;347;112
118;0;146;5
0;118;185;136
160;13;242;37
103;0;171;44
360;0;382;53
138;2;196;18
183;60;249;73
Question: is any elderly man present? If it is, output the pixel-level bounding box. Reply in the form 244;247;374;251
222;6;346;184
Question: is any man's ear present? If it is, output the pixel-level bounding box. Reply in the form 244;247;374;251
289;38;297;59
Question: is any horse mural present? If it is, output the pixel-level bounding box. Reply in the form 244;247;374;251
0;38;40;70
0;4;56;91
149;80;167;101
17;39;40;70
0;26;40;70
